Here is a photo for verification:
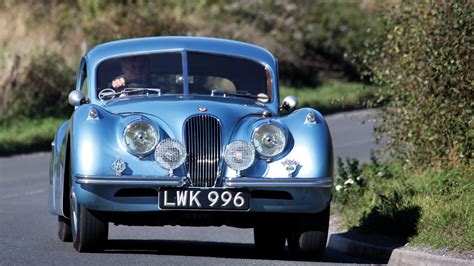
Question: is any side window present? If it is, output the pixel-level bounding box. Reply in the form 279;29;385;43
79;61;88;99
81;77;89;98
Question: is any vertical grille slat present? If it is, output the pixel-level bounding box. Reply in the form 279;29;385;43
185;115;221;187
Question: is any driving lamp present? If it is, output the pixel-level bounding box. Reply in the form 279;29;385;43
224;140;255;174
124;121;159;156
252;123;287;158
155;138;186;175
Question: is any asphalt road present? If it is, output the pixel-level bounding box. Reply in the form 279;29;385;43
0;110;378;265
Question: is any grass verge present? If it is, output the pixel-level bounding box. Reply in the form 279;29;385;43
334;158;474;252
0;117;66;156
280;79;376;114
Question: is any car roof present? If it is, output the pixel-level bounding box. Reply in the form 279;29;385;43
85;36;277;68
85;36;280;113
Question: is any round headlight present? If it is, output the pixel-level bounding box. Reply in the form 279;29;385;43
124;121;159;156
224;140;255;171
155;139;187;170
252;123;287;158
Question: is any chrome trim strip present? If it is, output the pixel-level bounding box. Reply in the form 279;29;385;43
224;177;333;188
181;50;189;95
75;175;185;186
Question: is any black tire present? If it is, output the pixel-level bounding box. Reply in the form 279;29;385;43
58;216;72;242
253;225;286;256
70;191;108;252
287;206;330;260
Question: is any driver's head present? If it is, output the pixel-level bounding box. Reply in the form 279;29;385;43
121;56;150;79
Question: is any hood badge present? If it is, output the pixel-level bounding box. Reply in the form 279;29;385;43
198;107;207;112
112;158;126;176
281;159;299;177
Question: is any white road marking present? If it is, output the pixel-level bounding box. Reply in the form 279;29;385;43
333;138;375;149
0;189;46;200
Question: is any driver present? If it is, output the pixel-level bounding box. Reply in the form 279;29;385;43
111;56;151;90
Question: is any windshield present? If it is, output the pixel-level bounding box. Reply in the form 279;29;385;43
187;52;271;101
96;52;271;102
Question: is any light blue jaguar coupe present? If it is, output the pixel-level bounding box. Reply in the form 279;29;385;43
48;36;333;259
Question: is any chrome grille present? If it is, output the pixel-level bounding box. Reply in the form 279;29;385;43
185;115;222;187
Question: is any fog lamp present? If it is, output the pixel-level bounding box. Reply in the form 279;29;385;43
155;138;186;175
224;140;255;175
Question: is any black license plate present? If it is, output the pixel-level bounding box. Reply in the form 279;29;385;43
159;188;249;210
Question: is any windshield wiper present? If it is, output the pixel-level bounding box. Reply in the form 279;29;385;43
210;89;269;103
98;88;161;101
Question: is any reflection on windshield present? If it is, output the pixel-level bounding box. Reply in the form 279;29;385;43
96;52;271;102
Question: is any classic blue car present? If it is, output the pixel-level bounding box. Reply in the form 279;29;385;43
49;36;333;259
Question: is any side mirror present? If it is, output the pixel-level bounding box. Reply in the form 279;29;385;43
280;96;298;114
68;90;85;106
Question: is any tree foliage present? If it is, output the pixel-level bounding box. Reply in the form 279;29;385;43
0;1;378;123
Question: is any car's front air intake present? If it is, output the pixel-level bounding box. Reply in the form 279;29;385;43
184;115;222;187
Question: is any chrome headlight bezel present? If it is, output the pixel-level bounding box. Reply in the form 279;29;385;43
123;120;160;157
252;121;288;159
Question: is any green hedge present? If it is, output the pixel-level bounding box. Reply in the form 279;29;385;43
358;0;473;168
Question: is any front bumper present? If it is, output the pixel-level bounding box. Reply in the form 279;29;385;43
74;175;332;214
75;175;333;188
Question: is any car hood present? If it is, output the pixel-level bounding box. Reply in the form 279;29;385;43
101;96;272;139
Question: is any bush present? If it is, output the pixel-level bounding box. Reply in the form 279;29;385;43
0;53;75;122
74;1;191;45
333;157;365;205
358;0;473;168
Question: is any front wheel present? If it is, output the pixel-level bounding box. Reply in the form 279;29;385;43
57;216;72;242
287;206;330;260
70;190;108;252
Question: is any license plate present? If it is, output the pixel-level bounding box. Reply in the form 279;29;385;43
159;188;249;210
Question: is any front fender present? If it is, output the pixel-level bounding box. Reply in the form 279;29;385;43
277;108;333;177
226;108;333;179
69;104;175;180
70;104;122;178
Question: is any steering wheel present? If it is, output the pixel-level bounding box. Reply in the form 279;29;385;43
98;88;116;101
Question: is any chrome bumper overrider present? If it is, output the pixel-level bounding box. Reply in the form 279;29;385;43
75;175;332;188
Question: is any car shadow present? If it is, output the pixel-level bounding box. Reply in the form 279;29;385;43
324;203;422;264
103;239;287;261
325;232;398;264
102;238;380;263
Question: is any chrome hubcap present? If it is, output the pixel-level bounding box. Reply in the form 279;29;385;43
71;190;78;237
